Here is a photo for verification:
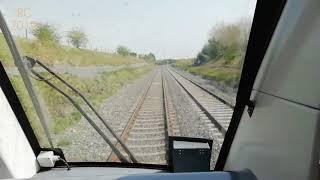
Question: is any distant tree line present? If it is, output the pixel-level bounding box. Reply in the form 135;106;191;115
116;45;156;62
155;59;175;65
31;23;157;62
138;53;156;62
194;18;251;66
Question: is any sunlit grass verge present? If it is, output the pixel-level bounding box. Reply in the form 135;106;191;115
8;65;153;145
0;35;145;67
173;59;241;88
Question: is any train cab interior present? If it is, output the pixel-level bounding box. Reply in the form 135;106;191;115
0;0;319;180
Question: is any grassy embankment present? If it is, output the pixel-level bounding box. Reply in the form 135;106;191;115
173;19;250;89
1;35;153;146
172;19;251;89
0;37;144;67
173;56;242;88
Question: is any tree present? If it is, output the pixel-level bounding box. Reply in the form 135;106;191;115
194;52;210;66
67;29;88;48
145;53;156;62
202;38;222;59
212;23;242;52
194;18;252;66
129;52;137;57
32;23;60;43
138;53;156;62
116;46;130;56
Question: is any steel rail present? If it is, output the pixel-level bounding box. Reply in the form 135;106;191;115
169;67;235;108
108;68;170;164
166;68;227;136
107;70;156;162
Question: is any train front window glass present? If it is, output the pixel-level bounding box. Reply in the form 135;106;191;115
0;0;256;168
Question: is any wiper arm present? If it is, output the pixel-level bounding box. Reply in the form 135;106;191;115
24;56;138;163
0;11;54;148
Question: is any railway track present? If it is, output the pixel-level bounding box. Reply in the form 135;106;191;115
107;66;234;164
108;68;169;164
169;68;235;107
166;67;234;146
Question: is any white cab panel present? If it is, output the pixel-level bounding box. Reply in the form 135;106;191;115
225;92;319;180
0;87;39;179
253;0;320;108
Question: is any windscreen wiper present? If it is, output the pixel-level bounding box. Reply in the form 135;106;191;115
24;56;138;163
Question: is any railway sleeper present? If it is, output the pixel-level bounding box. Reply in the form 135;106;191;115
133;123;164;129
126;138;165;145
132;127;164;132
129;131;165;138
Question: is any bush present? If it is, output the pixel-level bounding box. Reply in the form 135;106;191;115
116;46;130;56
194;18;251;66
139;53;156;62
67;29;88;48
32;23;60;43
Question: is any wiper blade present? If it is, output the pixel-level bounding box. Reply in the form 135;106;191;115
24;56;138;163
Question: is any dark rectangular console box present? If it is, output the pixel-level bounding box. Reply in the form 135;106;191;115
169;136;213;172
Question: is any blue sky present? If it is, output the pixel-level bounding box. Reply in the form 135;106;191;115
0;0;256;59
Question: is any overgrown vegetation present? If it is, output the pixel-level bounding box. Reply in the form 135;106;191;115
173;18;251;88
116;45;156;63
31;23;60;43
0;35;145;67
116;45;131;56
139;53;156;63
1;23;150;67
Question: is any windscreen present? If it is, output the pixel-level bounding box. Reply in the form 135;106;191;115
0;0;256;168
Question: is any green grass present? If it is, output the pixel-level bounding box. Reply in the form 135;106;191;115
57;139;71;147
0;35;146;67
173;59;194;70
188;67;240;86
173;57;242;88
